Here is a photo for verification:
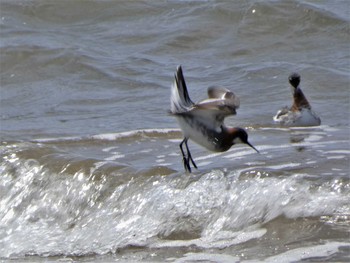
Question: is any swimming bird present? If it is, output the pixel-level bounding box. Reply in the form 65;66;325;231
273;73;321;126
170;66;259;172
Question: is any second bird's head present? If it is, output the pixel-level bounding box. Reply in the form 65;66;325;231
289;73;301;89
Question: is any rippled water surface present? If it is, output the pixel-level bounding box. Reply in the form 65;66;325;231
1;0;349;262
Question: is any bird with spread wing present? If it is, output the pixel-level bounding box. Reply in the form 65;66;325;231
170;66;259;172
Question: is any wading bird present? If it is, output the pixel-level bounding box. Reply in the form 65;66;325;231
170;66;259;172
274;73;321;126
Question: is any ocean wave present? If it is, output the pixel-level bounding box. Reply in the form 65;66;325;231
0;163;349;258
34;128;181;144
1;125;347;178
1;126;349;258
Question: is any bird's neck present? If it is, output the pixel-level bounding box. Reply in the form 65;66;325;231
224;126;242;141
291;87;311;111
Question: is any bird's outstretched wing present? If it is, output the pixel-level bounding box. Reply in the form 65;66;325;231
193;86;239;115
185;86;240;130
170;66;240;130
207;86;240;110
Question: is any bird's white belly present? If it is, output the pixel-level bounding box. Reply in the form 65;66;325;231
176;117;219;152
295;109;321;126
274;108;321;126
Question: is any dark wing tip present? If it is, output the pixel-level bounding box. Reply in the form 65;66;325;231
174;65;194;106
176;65;183;79
175;65;184;81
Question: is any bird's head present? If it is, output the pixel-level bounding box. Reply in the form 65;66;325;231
232;128;260;153
289;73;301;89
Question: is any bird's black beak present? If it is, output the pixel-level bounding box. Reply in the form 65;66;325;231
246;141;260;153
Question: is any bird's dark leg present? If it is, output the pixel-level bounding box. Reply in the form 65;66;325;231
184;139;197;169
179;138;191;172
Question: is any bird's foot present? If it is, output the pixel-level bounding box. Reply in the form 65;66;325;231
183;156;192;173
182;156;197;173
188;153;197;169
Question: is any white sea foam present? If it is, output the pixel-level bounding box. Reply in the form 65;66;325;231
266;162;300;170
174;252;240;263
252;242;350;263
2;129;350;260
91;128;180;141
327;155;346;160
104;154;125;161
34;128;181;143
152;228;267;250
328;150;350;154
